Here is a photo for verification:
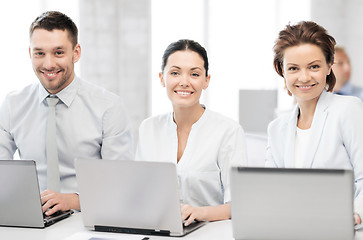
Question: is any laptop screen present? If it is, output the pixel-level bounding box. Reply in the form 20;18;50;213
0;160;44;227
231;167;354;240
76;159;185;235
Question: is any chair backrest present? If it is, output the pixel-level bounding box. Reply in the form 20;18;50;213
239;89;277;134
245;132;268;167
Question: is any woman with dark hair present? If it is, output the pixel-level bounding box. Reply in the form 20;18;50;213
136;39;247;225
266;21;363;225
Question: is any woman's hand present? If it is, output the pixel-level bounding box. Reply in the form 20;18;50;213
354;213;361;225
180;203;231;226
181;204;206;226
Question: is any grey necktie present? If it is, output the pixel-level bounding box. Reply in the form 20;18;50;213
46;96;60;192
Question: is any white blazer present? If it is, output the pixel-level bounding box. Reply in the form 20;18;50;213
266;90;363;216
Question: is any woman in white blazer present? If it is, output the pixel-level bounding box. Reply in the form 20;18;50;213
266;21;363;225
136;40;247;226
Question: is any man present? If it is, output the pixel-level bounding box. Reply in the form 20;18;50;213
0;11;134;215
332;46;363;101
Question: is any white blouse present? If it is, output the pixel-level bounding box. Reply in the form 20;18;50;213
294;127;312;168
136;108;247;207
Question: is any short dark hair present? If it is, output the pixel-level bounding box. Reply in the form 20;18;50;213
29;11;78;48
334;46;347;55
161;39;209;76
273;21;336;95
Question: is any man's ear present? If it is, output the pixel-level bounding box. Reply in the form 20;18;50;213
73;43;81;63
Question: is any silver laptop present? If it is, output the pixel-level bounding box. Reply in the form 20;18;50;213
75;159;205;236
231;167;354;240
0;160;73;228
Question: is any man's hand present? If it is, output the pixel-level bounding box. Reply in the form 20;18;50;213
41;190;80;216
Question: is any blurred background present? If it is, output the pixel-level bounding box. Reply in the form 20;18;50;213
0;0;362;140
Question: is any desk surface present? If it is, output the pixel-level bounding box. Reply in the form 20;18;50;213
1;212;363;240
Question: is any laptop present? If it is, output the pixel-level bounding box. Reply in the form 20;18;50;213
0;160;73;228
231;167;354;240
75;159;205;236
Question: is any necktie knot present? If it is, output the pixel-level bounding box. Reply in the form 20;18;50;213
46;97;59;107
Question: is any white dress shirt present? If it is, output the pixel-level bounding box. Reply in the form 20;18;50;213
136;108;247;207
336;82;363;101
266;90;363;217
0;77;134;193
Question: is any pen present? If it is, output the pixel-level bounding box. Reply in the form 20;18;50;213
141;238;149;240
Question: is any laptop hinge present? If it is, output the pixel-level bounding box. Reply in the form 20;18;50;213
95;225;171;236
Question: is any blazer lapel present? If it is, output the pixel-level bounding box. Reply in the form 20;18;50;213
303;91;329;168
283;105;299;168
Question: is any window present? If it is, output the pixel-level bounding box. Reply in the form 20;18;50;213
151;0;311;121
0;0;80;102
151;0;206;116
0;1;80;159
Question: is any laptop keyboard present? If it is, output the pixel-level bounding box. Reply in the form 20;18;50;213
43;210;73;226
183;220;206;232
43;210;65;221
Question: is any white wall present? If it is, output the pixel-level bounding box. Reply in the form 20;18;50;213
1;0;361;140
311;0;363;87
79;0;151;145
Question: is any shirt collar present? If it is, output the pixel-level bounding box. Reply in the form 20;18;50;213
38;76;80;107
169;105;208;128
290;90;330;123
337;82;354;95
